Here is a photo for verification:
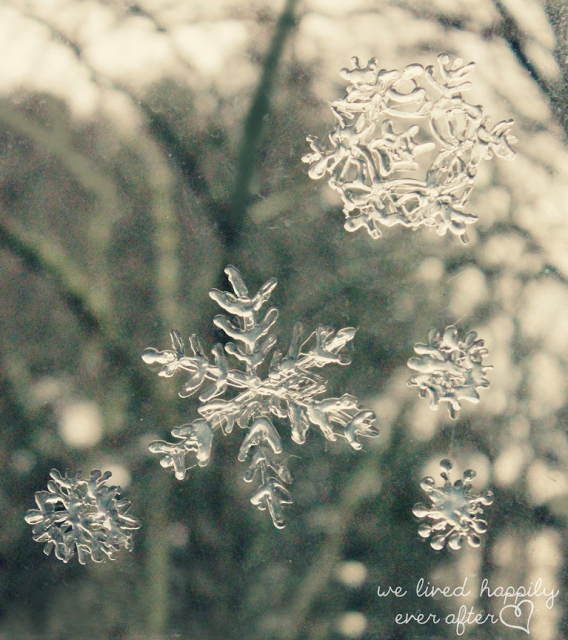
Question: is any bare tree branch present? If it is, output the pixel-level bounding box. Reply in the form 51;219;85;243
224;0;299;251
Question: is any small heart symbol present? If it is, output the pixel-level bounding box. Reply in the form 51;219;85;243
499;599;534;634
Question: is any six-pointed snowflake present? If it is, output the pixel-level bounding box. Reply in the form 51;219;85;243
413;458;493;550
303;53;516;243
407;325;492;419
142;265;379;528
25;469;140;564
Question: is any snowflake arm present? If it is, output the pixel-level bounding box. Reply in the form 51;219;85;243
209;267;278;318
413;459;493;550
250;478;293;530
345;410;380;450
149;419;215;480
213;307;279;353
141;330;213;398
25;469;140;564
143;266;379;528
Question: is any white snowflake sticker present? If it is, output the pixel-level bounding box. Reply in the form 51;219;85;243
142;265;379;529
407;326;492;419
413;459;493;550
303;54;516;243
25;469;140;564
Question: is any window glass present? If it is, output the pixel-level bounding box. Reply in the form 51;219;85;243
0;1;566;639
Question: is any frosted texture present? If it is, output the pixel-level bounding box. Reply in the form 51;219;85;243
143;265;379;529
303;54;517;243
407;325;492;419
25;469;140;564
413;459;493;550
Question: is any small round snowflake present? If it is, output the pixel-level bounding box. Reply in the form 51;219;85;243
413;459;493;551
407;325;492;419
25;469;140;564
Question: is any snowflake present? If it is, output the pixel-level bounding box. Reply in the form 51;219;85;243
142;265;379;529
302;53;516;243
413;458;493;550
407;325;492;419
25;469;140;564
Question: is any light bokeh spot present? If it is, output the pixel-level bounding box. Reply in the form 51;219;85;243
336;612;367;638
335;561;368;588
58;401;103;448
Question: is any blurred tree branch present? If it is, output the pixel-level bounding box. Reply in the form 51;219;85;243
0;219;104;334
224;0;299;251
493;0;568;135
493;2;555;99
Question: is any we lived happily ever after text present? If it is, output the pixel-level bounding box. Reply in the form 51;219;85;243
377;578;560;635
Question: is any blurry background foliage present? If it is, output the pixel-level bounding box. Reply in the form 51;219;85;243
0;0;567;638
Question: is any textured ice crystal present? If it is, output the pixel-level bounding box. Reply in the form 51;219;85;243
407;325;492;419
303;54;517;243
25;469;140;564
143;265;379;529
413;458;493;550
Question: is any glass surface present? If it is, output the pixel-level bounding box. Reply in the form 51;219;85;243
0;0;566;638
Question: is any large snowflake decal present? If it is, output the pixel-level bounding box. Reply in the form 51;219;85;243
25;469;140;564
142;265;379;529
413;459;493;550
407;325;492;419
302;53;516;243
